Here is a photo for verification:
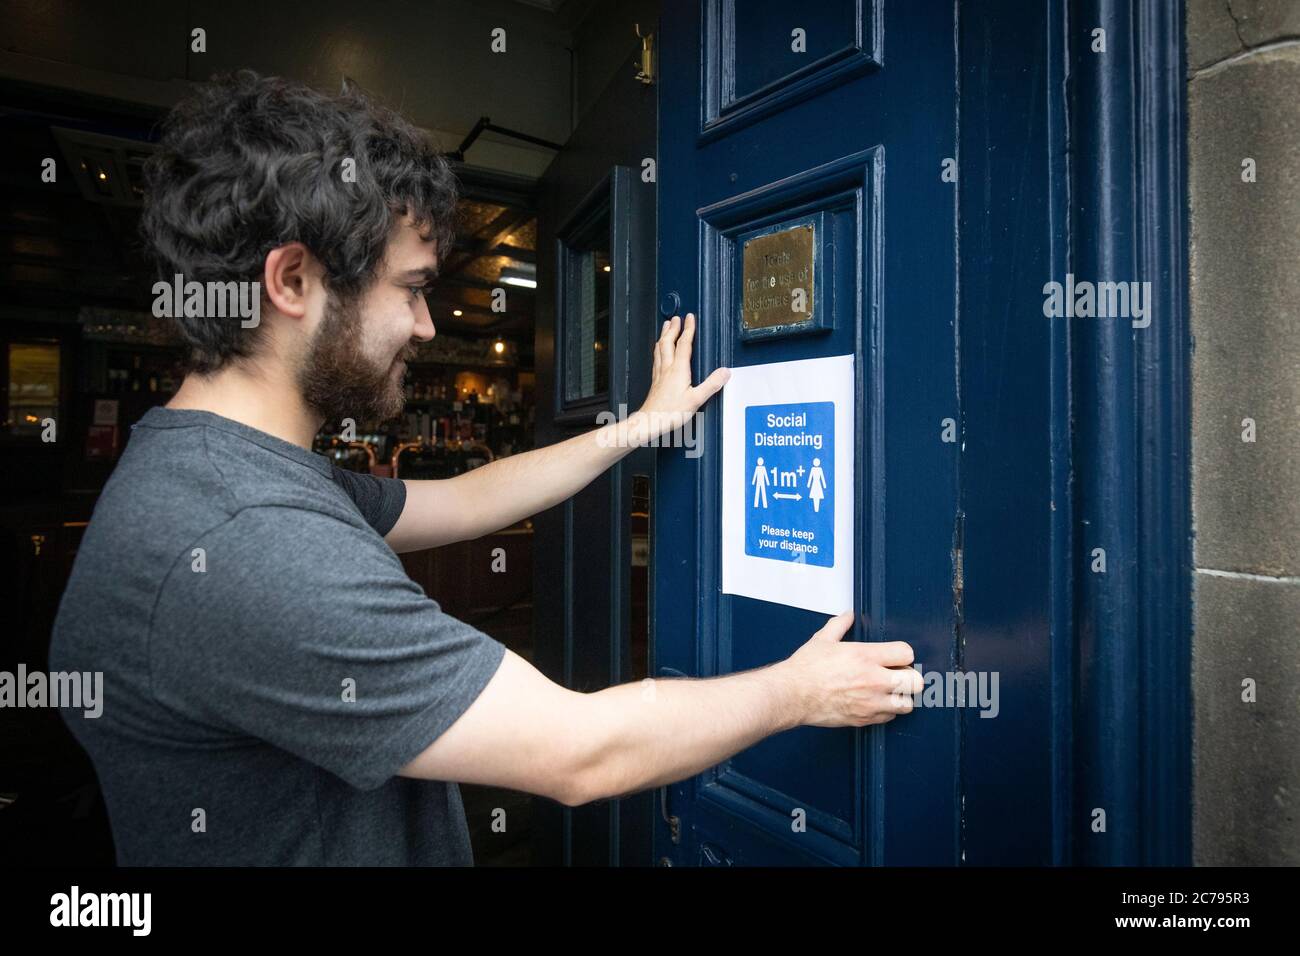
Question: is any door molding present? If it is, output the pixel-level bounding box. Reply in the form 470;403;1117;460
1067;0;1192;866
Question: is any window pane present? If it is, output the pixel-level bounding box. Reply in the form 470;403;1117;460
563;215;611;403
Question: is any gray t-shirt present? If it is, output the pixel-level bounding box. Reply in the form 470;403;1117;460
49;406;506;865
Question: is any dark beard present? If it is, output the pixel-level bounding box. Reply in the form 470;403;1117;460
298;289;411;425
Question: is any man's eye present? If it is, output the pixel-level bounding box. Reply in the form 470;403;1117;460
408;285;428;299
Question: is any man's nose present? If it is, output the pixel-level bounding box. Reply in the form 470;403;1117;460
413;295;436;342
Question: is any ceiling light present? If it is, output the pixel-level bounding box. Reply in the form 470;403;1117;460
499;265;537;289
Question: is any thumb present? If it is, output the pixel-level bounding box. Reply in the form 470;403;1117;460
812;610;855;642
691;366;731;404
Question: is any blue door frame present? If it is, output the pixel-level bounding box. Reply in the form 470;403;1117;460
651;0;1190;866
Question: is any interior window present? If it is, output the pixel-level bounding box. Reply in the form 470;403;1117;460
7;341;61;437
561;203;611;404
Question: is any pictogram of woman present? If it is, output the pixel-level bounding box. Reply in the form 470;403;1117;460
807;457;827;513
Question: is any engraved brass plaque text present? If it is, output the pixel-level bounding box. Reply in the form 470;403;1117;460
741;223;815;331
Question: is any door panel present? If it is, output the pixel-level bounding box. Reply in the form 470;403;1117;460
701;0;880;138
696;151;879;863
656;0;961;865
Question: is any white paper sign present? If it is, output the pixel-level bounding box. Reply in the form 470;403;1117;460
721;354;854;614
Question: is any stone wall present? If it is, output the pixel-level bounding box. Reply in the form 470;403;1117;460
1186;0;1300;865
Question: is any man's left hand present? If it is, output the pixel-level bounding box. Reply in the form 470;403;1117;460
633;313;730;441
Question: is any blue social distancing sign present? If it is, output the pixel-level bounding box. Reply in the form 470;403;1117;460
744;401;834;567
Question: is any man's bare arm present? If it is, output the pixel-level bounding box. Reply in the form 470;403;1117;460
398;613;920;805
384;313;729;553
384;410;642;552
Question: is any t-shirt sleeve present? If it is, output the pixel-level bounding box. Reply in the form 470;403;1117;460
330;465;406;536
150;506;506;791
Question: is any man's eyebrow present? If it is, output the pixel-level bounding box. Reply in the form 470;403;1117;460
395;266;440;283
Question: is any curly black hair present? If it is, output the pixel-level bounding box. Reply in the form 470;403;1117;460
141;69;459;372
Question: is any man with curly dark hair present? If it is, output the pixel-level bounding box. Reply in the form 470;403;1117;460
49;70;917;866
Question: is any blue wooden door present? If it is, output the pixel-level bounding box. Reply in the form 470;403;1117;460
654;0;962;866
651;0;1193;868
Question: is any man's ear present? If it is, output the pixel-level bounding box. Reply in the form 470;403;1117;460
263;243;315;321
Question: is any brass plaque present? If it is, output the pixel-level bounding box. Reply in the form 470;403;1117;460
741;223;815;331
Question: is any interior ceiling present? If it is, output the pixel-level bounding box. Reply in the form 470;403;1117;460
0;90;537;343
511;0;597;28
431;197;536;337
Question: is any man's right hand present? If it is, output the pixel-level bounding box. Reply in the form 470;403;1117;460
401;610;923;807
779;611;922;728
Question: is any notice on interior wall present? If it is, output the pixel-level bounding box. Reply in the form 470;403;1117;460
721;354;854;615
